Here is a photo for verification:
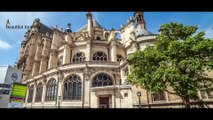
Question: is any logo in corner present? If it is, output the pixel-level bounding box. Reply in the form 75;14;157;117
6;19;10;27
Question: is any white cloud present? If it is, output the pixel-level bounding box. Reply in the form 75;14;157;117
0;39;12;50
204;27;213;38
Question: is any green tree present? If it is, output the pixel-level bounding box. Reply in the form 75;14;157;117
127;22;213;108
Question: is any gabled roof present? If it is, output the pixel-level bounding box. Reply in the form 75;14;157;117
76;20;103;32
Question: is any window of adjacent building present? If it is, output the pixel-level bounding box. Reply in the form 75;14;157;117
93;51;107;61
200;89;213;99
124;93;128;97
72;52;86;63
57;56;63;66
200;90;208;99
117;54;123;62
46;79;57;101
152;92;166;102
92;73;113;87
206;89;213;99
63;75;82;100
35;82;43;102
27;85;34;103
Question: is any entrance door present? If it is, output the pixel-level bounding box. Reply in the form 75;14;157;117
99;97;109;108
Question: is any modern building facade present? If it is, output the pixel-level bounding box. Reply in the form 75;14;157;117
17;12;213;108
0;66;22;108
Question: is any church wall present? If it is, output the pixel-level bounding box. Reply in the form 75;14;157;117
71;45;87;58
116;48;126;59
90;45;109;61
20;12;213;109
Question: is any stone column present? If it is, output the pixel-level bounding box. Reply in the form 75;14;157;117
56;72;64;108
110;40;117;62
39;56;48;73
112;94;115;108
48;29;61;69
86;12;94;38
33;41;42;76
31;60;39;76
63;44;71;64
25;86;29;104
49;49;58;69
32;82;37;107
35;40;42;61
165;91;169;102
198;90;202;99
120;68;125;84
29;36;37;56
25;35;37;78
85;43;91;61
40;37;50;72
41;78;47;106
83;67;90;107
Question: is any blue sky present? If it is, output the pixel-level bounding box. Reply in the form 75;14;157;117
0;12;213;66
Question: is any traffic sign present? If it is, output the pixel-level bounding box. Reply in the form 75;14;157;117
0;84;10;88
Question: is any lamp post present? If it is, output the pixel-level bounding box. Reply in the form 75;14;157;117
137;91;142;108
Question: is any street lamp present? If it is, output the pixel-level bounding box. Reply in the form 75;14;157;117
137;91;142;108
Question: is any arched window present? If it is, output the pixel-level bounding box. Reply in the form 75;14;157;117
72;52;85;63
35;82;43;102
46;79;57;101
63;75;82;100
117;54;123;62
92;73;113;87
105;32;109;38
27;85;34;103
96;36;101;40
115;33;121;39
207;89;213;99
93;51;107;61
57;56;63;66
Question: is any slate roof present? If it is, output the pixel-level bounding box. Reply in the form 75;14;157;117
76;20;103;32
135;28;153;37
39;22;53;35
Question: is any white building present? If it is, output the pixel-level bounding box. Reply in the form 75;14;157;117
0;65;22;108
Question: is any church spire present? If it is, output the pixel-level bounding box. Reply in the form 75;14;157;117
134;12;146;29
86;12;94;38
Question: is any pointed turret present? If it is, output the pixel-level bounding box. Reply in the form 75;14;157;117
134;12;153;37
31;18;40;34
65;23;72;33
86;12;94;38
134;12;146;29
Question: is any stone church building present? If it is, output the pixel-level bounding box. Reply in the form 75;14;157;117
17;12;213;108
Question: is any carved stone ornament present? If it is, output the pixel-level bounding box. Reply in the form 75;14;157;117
57;72;64;81
50;49;58;56
43;76;47;85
